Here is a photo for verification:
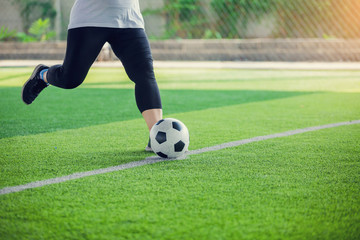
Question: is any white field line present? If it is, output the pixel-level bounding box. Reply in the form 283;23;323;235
1;120;359;195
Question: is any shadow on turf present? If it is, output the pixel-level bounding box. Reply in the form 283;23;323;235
0;87;312;138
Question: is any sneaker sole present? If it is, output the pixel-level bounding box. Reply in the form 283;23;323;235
145;146;153;152
21;64;47;105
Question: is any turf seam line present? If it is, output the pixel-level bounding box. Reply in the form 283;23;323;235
1;120;359;196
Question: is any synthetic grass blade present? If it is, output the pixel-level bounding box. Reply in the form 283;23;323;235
1;119;359;196
188;120;360;155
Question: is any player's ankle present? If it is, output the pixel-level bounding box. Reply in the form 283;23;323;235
40;69;49;85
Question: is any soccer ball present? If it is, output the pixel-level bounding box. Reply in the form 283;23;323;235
150;118;190;158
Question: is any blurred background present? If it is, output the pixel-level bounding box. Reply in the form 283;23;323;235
1;0;360;61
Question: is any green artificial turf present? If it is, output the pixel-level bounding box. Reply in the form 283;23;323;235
0;87;308;138
1;125;359;240
0;67;359;239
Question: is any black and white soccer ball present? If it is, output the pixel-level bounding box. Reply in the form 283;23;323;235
150;118;190;158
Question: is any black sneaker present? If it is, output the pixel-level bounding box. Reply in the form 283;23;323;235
21;64;49;105
145;138;152;152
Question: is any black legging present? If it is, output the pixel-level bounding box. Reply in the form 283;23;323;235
47;27;162;113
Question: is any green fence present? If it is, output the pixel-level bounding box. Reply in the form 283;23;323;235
1;0;360;61
143;0;360;39
1;0;359;40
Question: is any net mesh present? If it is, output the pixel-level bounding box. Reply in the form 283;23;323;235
1;0;359;61
143;0;360;39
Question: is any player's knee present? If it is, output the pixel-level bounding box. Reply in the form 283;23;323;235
61;73;84;89
63;82;81;89
128;59;156;85
47;64;86;89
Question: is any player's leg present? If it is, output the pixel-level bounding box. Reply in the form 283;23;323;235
142;108;163;131
109;28;163;130
142;108;163;151
22;27;108;104
46;27;108;89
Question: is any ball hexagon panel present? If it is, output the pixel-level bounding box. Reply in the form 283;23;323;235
156;119;172;132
